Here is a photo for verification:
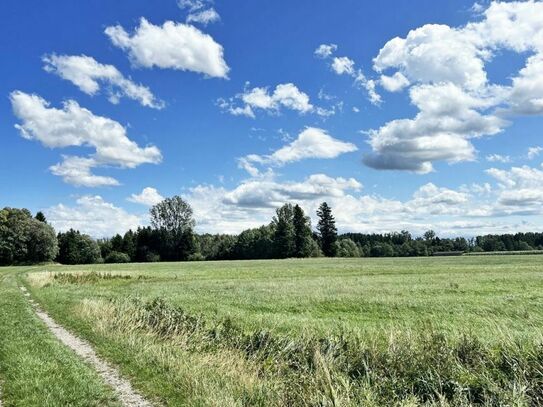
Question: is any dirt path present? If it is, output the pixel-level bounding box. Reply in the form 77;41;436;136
19;286;154;407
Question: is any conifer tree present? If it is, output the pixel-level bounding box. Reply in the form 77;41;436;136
316;202;337;257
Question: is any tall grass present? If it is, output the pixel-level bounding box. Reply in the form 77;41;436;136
79;296;543;406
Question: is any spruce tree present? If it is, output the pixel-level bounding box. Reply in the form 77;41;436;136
316;202;337;257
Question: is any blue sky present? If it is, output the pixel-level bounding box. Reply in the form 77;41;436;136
2;0;543;237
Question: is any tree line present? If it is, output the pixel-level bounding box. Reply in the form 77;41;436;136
1;196;543;265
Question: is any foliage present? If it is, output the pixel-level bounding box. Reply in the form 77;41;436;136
292;204;313;258
57;229;101;265
316;202;337;257
336;238;360;257
0;207;58;265
272;204;296;258
34;211;47;223
150;195;195;233
104;251;131;264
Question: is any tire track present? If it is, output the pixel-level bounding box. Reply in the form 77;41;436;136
19;286;153;407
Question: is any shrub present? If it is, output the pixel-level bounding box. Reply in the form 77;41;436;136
187;252;205;261
104;251;130;264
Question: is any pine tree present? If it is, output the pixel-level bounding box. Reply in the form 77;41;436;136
293;204;313;257
317;202;337;257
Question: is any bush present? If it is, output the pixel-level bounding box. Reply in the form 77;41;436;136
104;251;130;264
187;252;205;261
336;238;360;257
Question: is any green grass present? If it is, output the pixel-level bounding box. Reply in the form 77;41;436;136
0;268;120;406
11;256;543;405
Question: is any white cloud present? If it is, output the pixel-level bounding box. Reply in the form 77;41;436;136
486;165;543;190
105;17;229;78
404;183;469;215
43;54;164;109
223;174;362;208
187;8;220;25
321;52;382;105
178;0;220;25
222;83;333;117
314;43;337;59
354;72;381;105
364;83;505;172
128;187;164;206
46;196;143;238
380;72;410;92
239;127;357;175
507;54;543;115
364;1;543;172
10;91;161;186
486;165;543;208
331;56;355;75
373;24;488;90
527;146;543;160
50;156;120;187
486;154;511;163
412;182;468;205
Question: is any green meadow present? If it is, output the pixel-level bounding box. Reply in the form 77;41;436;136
2;255;542;405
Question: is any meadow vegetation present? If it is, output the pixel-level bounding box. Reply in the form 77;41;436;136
17;255;543;406
0;268;119;406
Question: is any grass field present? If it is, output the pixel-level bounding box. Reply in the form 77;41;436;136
2;256;543;405
0;268;120;406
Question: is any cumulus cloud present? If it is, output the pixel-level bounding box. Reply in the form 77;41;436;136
380;72;410;92
43;54;164;109
46;195;143;238
128;187;164;206
10;91;161;186
223;174;362;208
373;24;488;90
364;83;505;172
362;1;543;172
221;83;334;117
105;17;229;78
239;127;357;175
50;156;120;187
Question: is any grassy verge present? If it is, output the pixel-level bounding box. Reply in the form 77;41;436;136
24;256;543;406
0;268;120;407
